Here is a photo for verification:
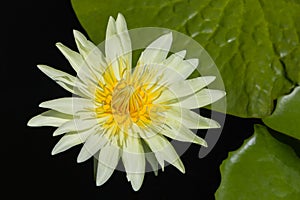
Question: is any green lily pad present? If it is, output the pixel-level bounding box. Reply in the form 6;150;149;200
215;124;300;199
263;86;300;140
71;0;300;118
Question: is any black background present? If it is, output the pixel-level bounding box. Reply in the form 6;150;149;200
5;1;262;199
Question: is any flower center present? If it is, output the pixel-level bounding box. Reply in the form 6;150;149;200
94;64;167;135
111;80;134;127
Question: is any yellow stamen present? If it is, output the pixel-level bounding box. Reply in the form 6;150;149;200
94;59;168;143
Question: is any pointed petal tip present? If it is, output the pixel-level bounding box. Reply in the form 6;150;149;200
128;174;144;192
180;163;186;174
27;118;35;127
116;13;128;33
96;180;104;187
51;148;58;156
206;75;216;83
38;101;47;108
188;58;199;67
210;122;221;129
36;64;53;76
73;30;87;42
175;50;187;58
55;42;70;52
202;140;208;148
73;30;82;40
55;42;63;47
108;16;116;22
175;162;185;174
174;159;185;174
73;29;80;36
116;13;125;20
157;32;173;43
132;183;142;192
207;89;226;103
217;90;227;100
36;64;46;70
77;148;94;163
180;49;187;54
55;42;66;52
76;156;85;163
52;131;60;136
164;32;173;41
27;115;42;127
96;177;108;187
106;16;117;38
212;120;221;128
193;137;208;147
36;65;55;74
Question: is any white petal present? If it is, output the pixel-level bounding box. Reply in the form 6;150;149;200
105;17;122;79
37;65;90;98
37;65;81;95
145;152;159;176
174;50;186;59
165;59;198;83
166;107;220;129
171;89;226;109
76;66;99;96
137;52;182;85
175;59;198;79
74;79;96;99
138;32;172;65
56;42;98;92
53;117;98;136
148;51;197;84
96;144;120;186
163;50;185;66
106;16;117;42
77;131;108;163
73;30;107;75
53;120;76;136
27;110;72;127
122;136;145;191
73;30;96;55
116;13;129;35
156;76;216;103
115;13;132;69
51;128;94;155
128;170;145;192
139;130;185;173
170;76;215;96
56;42;86;73
75;108;107;124
105;15;132;80
39;97;94;115
143;143;158;176
105;16;131;62
161;119;207;147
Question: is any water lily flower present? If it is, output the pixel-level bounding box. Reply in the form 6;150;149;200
28;13;225;191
